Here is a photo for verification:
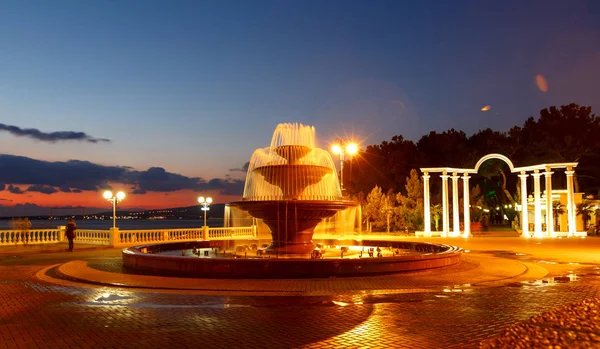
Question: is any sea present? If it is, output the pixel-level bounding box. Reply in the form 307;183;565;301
0;219;227;231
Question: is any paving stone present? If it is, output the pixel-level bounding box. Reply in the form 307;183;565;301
1;239;600;348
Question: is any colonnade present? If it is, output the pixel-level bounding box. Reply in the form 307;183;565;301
421;154;578;238
517;167;577;237
422;170;471;238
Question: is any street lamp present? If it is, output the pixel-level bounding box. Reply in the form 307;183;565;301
331;139;358;193
103;190;125;229
198;196;213;227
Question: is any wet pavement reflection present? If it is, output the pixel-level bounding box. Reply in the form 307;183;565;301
2;248;600;348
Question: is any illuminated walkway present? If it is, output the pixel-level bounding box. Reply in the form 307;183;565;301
1;238;599;348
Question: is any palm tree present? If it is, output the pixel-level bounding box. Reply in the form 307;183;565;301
552;201;565;231
576;201;594;230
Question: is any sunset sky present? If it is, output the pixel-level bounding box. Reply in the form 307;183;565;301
1;1;599;215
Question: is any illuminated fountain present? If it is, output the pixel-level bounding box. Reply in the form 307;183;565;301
227;123;356;254
122;123;462;278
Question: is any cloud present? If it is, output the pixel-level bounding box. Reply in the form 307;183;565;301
0;154;245;196
229;162;250;172
0;123;110;143
26;184;58;194
123;167;203;192
0;155;126;192
217;179;245;196
7;184;24;194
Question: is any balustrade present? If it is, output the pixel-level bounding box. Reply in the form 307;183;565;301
0;229;61;246
75;229;112;245
0;226;256;248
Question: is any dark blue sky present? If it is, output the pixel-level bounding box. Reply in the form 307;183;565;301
1;0;599;208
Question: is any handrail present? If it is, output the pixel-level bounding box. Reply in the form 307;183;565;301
0;226;256;247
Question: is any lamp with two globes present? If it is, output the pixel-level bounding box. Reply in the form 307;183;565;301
198;196;213;227
331;139;358;193
103;191;126;229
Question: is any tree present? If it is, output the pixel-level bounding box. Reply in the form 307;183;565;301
552;201;565;231
467;128;516;160
477;158;516;205
576;201;594;230
363;186;394;232
417;129;472;168
514;104;600;192
395;169;424;232
470;184;484;222
348;136;420;196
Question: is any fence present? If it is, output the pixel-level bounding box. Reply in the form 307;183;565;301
0;226;256;248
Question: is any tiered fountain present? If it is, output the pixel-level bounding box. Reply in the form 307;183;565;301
227;123;355;254
122;123;462;278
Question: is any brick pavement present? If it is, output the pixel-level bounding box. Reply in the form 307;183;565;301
1;238;600;348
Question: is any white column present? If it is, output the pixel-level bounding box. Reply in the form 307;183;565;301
451;173;460;237
532;171;543;237
462;174;470;238
544;170;554;237
566;169;575;237
518;172;529;238
441;173;450;237
423;173;431;237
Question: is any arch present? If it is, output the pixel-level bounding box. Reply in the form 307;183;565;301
473;153;514;172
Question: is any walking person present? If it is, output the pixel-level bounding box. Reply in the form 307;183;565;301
66;218;76;252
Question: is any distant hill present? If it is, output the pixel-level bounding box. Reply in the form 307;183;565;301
103;204;227;219
0;203;226;219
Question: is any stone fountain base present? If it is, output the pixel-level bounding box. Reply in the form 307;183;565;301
228;200;357;254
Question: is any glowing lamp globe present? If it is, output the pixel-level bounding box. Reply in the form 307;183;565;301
116;191;126;200
346;143;358;155
103;191;113;199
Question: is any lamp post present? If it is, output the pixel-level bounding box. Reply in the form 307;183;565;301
331;139;358;193
103;191;125;229
198;196;213;227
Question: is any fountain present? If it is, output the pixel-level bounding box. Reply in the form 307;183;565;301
227;123;355;254
121;123;462;278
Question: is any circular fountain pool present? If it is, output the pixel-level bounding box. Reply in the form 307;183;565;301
122;240;462;278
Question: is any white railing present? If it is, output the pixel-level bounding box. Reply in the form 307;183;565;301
75;229;112;246
118;228;203;245
208;227;254;240
0;229;61;245
0;226;256;248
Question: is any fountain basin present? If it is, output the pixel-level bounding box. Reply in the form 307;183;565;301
228;200;357;254
122;240;462;278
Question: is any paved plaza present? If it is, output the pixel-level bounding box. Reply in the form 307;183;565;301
1;237;600;348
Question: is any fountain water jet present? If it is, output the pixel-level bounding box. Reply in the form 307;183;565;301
227;123;356;254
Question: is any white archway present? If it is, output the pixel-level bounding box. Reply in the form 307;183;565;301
474;153;515;172
420;155;580;238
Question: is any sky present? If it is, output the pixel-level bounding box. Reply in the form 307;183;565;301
1;0;599;215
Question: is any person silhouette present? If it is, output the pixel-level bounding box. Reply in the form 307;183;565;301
66;218;76;252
